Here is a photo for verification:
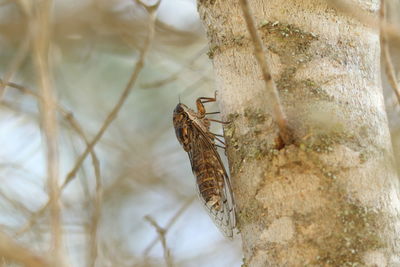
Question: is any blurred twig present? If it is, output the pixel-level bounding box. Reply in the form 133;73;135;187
32;0;64;263
1;80;101;245
0;31;30;100
0;230;50;267
0;0;32;99
140;47;207;89
181;75;212;97
0;80;101;192
10;0;160;258
87;1;160;266
0;190;32;216
239;0;292;145
15;0;32;17
62;0;159;190
143;197;195;255
91;2;160;264
380;0;400;104
0;0;12;7
327;0;400;43
144;216;173;267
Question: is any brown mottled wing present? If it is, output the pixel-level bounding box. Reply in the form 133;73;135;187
187;123;236;238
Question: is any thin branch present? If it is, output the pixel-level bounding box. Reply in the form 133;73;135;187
11;0;159;264
88;2;160;264
0;0;13;7
32;0;63;263
0;230;50;267
144;216;173;267
0;190;32;216
0;80;101;240
140;47;207;89
0;30;30;100
327;0;400;43
87;166;102;267
61;0;159;190
0;0;32;98
11;0;159;245
379;0;400;104
144;197;195;255
238;0;292;145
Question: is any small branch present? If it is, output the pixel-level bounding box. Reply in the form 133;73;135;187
13;0;159;264
0;81;101;241
32;0;63;263
140;47;207;89
14;0;159;247
0;230;50;267
238;0;292;145
0;190;32;216
87;2;160;264
61;0;159;190
144;216;173;267
0;29;30;100
0;0;32;99
87;166;102;267
144;197;195;255
327;0;400;43
379;0;400;104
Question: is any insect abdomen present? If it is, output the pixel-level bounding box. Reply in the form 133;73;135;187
192;148;224;210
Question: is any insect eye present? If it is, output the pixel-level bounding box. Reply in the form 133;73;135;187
177;126;188;140
174;104;186;114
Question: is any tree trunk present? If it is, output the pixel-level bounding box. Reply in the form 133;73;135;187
198;0;400;266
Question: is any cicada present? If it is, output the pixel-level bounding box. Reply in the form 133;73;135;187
172;95;236;238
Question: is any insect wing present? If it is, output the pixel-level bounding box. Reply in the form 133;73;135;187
188;123;236;238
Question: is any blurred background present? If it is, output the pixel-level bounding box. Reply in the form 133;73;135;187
0;0;242;266
1;0;400;266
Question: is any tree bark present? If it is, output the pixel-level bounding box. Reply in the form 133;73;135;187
198;0;400;266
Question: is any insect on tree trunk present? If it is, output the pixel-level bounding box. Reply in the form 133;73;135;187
198;0;400;265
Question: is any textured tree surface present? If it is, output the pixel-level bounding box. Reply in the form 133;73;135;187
198;0;400;265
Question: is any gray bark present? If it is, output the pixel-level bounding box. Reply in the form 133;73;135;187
198;0;400;266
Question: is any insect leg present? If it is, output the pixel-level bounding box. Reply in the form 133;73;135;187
209;118;230;125
215;144;226;149
198;97;216;103
196;97;216;117
207;132;225;145
205;111;220;115
210;133;224;138
213;136;226;146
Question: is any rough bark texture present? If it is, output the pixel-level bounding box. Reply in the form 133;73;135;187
198;0;400;266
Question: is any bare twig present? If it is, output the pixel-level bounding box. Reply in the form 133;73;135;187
15;0;32;16
379;0;400;104
0;31;30;100
32;0;63;263
0;0;32;98
238;0;292;145
181;76;212;97
87;163;102;267
0;0;13;7
12;0;160;248
144;216;173;267
0;190;32;216
62;0;159;190
327;0;400;43
88;1;160;265
0;230;50;267
140;47;207;89
0;80;101;241
144;197;195;255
